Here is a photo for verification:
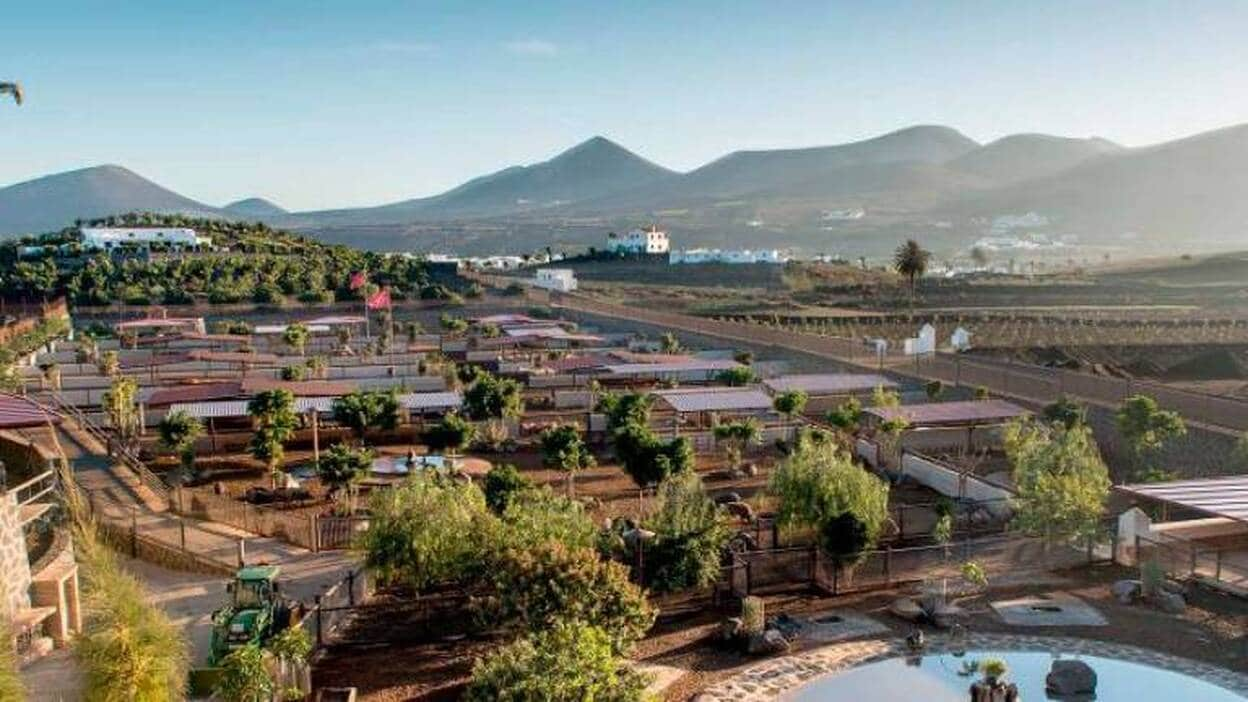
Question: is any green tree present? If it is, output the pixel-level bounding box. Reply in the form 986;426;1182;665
715;366;758;387
247;389;299;489
157;410;203;481
893;239;931;299
331;390;400;444
596;392;653;431
871;384;901;408
773;389;808;423
317;443;374;514
713;418;761;472
640;471;732;593
281;322;310;356
825;396;863;434
422;413;476;456
769;442;890;563
213;644;272;702
464;372;524;421
659;332;682;354
1006;419;1110;543
482;463;533;515
612;423;694;489
1116;394;1186;481
485;542;655;654
439;313;469;333
540;425;595;496
501;488;599;553
102;375;140;444
464;621;650;702
1042;395;1087;429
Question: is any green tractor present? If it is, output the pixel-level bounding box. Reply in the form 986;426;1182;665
208;565;296;666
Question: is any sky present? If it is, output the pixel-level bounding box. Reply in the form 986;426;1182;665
2;1;1247;211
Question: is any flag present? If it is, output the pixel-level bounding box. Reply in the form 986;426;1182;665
366;287;392;310
349;271;367;290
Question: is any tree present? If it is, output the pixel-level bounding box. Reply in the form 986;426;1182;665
331;390;400;444
596;392;652;431
464;373;524;421
464;621;650;702
1006;419;1110;543
483;463;533;514
713;419;761;472
769;442;890;563
659;332;682;354
422;413;476;456
1116;394;1186;481
305;355;328;380
247;389;298;489
439;313;468;333
102;375;140;444
281;322;310;356
213;644;272;702
825;397;863;434
97;349;120;378
893;239;931;299
924;380;944;401
871;384;901;408
612;423;694;489
970;246;990;268
1042;395;1087;430
715;366;758;387
485;542;655;654
500;489;599;553
157;410;203;481
639;471;732;593
540;425;595;496
317;443;373;514
773;389;808;424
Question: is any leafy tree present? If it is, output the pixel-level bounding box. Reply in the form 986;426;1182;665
659;332;682;354
102;375;140;443
825;396;863;434
485;542;655;654
924;380;944;400
281;322;310;356
769;442;890;563
464;621;650;702
639;471;732;593
439;313;469;333
157;410;203;480
464;372;524;421
871;384;901;407
1042;395;1087;429
359;473;497;590
612;423;694;489
1006;419;1110;543
213;644;272;702
247;389;299;488
331;390;400;444
713;418;761;472
893;239;931;299
773;389;808;422
483;463;533;515
97;349;120;378
1116;394;1186;480
715;366;758;387
540;425;595;496
422;413;476;455
304;355;328;380
317;443;374;513
596;391;653;431
501;488;599;553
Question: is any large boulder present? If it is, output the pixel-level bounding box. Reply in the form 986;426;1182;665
1046;659;1098;697
889;597;925;622
1112;579;1142;604
1157;590;1187;614
746;629;790;656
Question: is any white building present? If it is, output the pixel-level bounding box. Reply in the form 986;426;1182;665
80;227;211;251
669;248;788;265
532;268;578;292
607;227;669;255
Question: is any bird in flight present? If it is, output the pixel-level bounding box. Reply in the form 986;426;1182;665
1;82;23;105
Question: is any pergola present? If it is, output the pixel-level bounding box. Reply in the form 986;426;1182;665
1118;476;1248;523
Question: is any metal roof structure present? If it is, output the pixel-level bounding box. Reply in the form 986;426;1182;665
651;387;774;413
864;399;1028;428
240;378;357;396
188;350;280;365
167;400;250;419
1118;476;1248;523
169;391;461;420
502;326;602;342
599;360;741;376
764;373;897;395
254;324;331;335
302;315;366;326
146;382;243;407
0;394;61;429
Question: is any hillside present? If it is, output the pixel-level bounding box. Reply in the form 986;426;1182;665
0;165;221;234
223;197;288;218
949;134;1122;183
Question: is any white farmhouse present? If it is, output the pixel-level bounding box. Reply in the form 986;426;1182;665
607;226;669;255
80;227;212;251
531;268;578;292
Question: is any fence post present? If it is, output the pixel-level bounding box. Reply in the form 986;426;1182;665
314;595;323;646
130;506;138;557
348;571;356;606
885;546;893;585
1134;534;1141;568
832;556;840;595
180;519;186;552
745;560;752;596
311;514;319;553
1217;550;1223;581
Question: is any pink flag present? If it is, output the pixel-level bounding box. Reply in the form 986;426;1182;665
349;271;367;290
366;287;392;310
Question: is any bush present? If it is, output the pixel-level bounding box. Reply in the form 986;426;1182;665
715;366;758;387
464;621;650;702
214;644;272;702
612;423;694;488
464;372;524;420
482;463;533;514
422;413;476;453
484;543;654;654
358;474;497;590
501;489;599;553
641;471;732;593
740;596;765;636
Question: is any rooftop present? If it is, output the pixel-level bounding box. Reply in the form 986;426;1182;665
764;373;897;395
1118;476;1248;523
146;382;243;407
0;394;61;429
863;399;1029;428
651;386;774;413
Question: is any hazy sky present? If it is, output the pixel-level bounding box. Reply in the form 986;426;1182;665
2;1;1247;210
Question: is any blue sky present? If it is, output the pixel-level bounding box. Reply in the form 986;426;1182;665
2;1;1247;210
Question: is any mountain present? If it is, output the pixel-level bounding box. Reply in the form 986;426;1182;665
949;123;1248;245
223;197;287;218
280;136;677;227
949;134;1122;183
0;165;221;235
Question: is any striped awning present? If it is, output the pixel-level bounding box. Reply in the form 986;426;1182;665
0;394;61;429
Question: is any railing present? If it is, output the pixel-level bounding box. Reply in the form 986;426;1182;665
171;486;318;551
10;469;56;506
1135;531;1248;593
49;390;169;502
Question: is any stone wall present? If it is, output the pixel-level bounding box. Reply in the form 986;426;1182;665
0;492;33;618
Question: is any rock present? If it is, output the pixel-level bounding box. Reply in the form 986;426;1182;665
714;492;743;505
1157;590;1186;614
746;629;790;656
889;597;924;622
1112;579;1142;604
1046;659;1098;696
724;501;755;522
719;617;743;643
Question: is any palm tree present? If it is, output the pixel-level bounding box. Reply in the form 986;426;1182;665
893;239;931;300
0;82;22;106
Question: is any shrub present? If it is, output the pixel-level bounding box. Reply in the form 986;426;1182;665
463;621;650;702
612;423;694;489
641;471;732;593
715;366;758;387
214;644;272;702
501;489;599;553
740;596;765;636
484;543;655;654
1006;419;1110;543
464;372;525;420
422;413;476;454
482;463;533;515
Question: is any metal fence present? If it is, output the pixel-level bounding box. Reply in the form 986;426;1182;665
171;485;318;550
1135;532;1248;593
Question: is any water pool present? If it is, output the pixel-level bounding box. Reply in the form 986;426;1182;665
788;649;1245;701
